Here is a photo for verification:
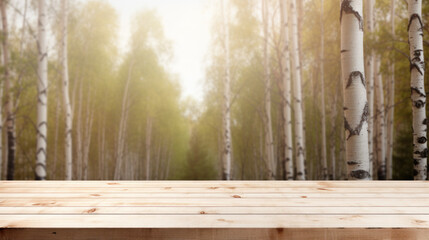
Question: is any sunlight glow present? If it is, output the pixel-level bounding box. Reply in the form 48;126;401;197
106;0;212;102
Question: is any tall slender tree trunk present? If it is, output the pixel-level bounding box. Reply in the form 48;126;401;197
375;56;386;180
0;0;15;180
61;0;72;180
76;81;83;179
145;116;152;180
290;0;305;180
340;0;370;180
262;0;275;179
408;0;427;180
114;62;133;180
319;0;328;180
35;0;48;180
330;86;339;180
279;0;293;180
386;0;395;180
364;0;375;177
221;0;232;180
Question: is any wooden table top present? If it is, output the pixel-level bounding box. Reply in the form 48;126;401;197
1;181;429;228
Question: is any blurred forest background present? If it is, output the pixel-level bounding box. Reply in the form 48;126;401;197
0;0;428;180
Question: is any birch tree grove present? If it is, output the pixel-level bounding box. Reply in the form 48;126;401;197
0;0;15;180
262;0;275;179
279;0;293;180
290;0;306;180
61;0;73;180
340;0;370;180
221;0;232;180
35;0;48;180
408;0;427;180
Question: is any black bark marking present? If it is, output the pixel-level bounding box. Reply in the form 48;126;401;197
347;161;358;165
414;159;420;166
414;148;428;158
410;63;424;75
418;137;427;144
414;100;426;109
340;0;363;31
346;71;365;88
408;13;423;32
344;103;368;140
423;119;427;125
411;87;426;98
350;170;370;179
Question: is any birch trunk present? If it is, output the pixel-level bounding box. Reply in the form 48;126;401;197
145;116;152;180
340;0;370;180
35;0;48;180
76;81;83;179
0;0;15;180
290;0;305;180
61;0;72;180
408;0;427;180
114;62;133;180
279;0;293;180
375;56;386;180
330;88;339;180
262;0;275;179
319;0;328;180
386;0;395;180
221;0;232;180
364;0;375;177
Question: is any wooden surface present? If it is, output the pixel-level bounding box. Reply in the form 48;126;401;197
2;228;429;240
0;181;429;229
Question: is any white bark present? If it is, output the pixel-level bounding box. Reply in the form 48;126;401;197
114;62;133;180
340;0;370;180
408;0;427;180
364;0;375;177
320;0;328;180
221;0;232;180
262;0;275;179
375;56;386;180
279;0;293;180
35;0;48;180
61;0;73;180
290;0;305;180
386;0;395;180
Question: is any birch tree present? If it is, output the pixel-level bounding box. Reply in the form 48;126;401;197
61;0;73;180
375;56;386;180
364;0;375;176
221;0;232;180
0;0;15;180
279;0;293;180
320;0;328;180
262;0;275;179
340;0;370;180
386;0;395;180
408;0;427;180
290;0;305;180
35;0;48;180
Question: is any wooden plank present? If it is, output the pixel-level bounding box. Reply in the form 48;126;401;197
2;187;429;193
1;181;429;188
2;192;429;198
0;198;428;207
2;215;429;228
1;206;429;215
1;228;428;240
